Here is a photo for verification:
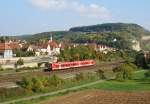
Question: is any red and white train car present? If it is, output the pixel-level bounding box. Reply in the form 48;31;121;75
48;60;96;71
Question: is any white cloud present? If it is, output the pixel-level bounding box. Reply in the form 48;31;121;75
29;0;112;19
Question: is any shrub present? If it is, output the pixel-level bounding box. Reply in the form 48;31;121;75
127;63;138;70
16;58;24;66
96;70;106;79
32;77;44;92
145;70;150;78
113;63;134;80
20;77;33;91
75;73;85;81
47;75;65;87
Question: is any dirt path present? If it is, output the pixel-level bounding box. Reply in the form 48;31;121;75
41;90;150;104
0;80;105;104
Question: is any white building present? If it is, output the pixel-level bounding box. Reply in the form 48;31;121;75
0;43;13;58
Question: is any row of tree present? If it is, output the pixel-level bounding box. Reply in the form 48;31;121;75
58;45;97;62
58;45;140;62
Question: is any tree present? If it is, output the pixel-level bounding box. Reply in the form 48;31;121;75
113;63;134;80
135;52;149;69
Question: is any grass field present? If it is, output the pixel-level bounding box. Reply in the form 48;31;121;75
89;80;150;91
89;70;150;91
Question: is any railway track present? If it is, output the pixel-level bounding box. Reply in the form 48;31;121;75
0;60;124;83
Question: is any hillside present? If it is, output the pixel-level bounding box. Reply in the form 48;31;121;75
13;23;150;51
70;23;149;34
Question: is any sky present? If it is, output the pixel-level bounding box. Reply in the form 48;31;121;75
0;0;150;35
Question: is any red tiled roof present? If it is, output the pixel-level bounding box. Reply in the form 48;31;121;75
0;43;12;53
28;45;39;50
9;43;21;50
38;44;48;49
48;40;58;48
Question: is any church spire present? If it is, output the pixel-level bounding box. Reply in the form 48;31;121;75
49;33;53;42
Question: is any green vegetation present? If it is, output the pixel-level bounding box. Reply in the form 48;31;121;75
14;50;35;57
13;89;82;104
89;69;150;91
16;58;24;66
58;45;138;62
15;58;24;69
135;52;150;69
90;80;150;91
12;69;150;104
0;71;104;103
19;72;101;93
0;88;33;102
113;63;135;80
0;56;150;103
70;23;148;34
96;70;106;79
0;36;9;42
144;70;150;78
58;45;96;61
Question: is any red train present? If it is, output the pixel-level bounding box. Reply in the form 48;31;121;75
48;60;96;71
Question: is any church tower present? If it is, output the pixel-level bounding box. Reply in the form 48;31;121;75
49;33;53;42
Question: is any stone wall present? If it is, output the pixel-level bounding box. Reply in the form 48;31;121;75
0;57;36;64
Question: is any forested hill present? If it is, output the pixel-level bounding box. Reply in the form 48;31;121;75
70;23;150;36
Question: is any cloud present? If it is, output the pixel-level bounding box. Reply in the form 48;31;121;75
29;0;112;19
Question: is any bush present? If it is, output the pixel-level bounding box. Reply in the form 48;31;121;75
20;75;65;92
16;58;24;66
96;70;106;79
20;77;33;91
145;70;150;78
48;75;65;87
113;63;134;80
127;63;138;70
32;77;44;92
86;72;98;80
75;73;85;81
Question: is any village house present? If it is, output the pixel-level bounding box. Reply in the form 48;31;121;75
95;44;116;53
0;40;23;58
0;43;13;58
27;35;62;56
